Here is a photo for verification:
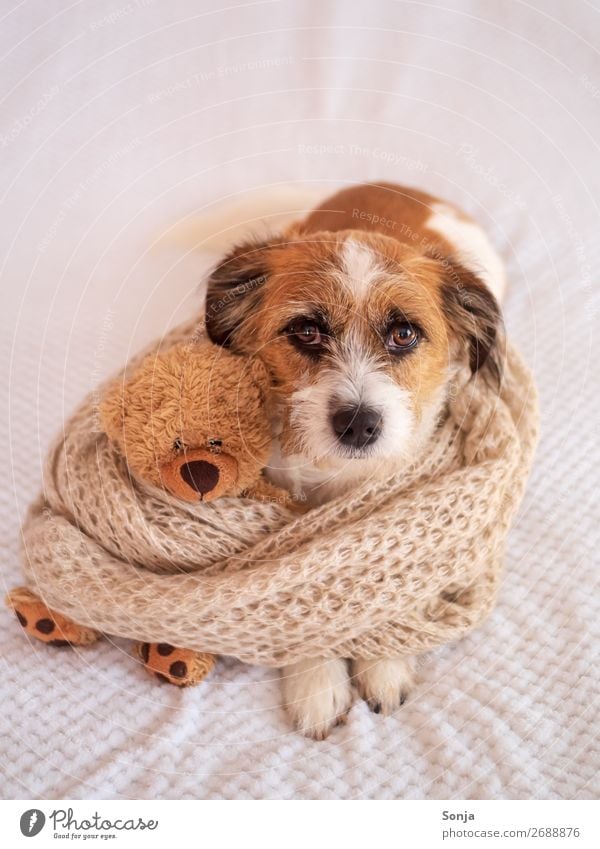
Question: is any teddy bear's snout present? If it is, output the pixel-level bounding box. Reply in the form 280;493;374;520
180;459;220;495
159;448;239;503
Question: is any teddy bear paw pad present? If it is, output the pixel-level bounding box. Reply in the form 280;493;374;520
134;642;216;687
4;587;101;646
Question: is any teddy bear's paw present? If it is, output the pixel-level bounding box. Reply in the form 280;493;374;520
5;587;100;647
134;642;216;687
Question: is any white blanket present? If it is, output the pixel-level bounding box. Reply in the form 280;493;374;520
1;0;597;800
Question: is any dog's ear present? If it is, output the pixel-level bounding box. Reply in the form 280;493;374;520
439;257;503;386
205;236;281;349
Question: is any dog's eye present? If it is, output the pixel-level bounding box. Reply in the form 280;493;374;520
286;320;325;346
386;322;420;353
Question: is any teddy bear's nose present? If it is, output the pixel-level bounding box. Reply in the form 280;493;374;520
180;460;220;495
160;448;238;502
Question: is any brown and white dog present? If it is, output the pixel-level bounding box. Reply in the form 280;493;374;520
203;182;505;739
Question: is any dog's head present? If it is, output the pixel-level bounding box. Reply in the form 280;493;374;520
204;229;502;465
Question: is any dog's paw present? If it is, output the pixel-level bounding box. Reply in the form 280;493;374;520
282;658;352;740
134;642;217;687
352;657;415;715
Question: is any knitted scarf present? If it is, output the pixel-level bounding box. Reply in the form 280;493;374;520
20;323;538;666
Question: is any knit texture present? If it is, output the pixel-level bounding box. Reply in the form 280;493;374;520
19;323;539;666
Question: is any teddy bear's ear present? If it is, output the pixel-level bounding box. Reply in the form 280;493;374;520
246;357;271;393
99;378;128;445
204;235;284;350
243;356;274;413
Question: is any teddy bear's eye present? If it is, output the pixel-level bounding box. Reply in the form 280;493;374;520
207;438;222;454
172;437;185;453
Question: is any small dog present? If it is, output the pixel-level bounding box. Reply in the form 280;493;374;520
204;182;505;738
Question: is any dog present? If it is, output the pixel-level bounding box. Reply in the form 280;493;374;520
203;181;505;738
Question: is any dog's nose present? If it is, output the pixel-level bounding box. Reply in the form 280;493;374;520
180;460;220;494
331;405;382;449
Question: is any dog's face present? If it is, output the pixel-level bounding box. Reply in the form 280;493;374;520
205;229;501;466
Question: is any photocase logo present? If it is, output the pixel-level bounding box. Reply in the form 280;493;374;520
19;809;46;837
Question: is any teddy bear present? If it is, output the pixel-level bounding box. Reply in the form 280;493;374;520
99;337;291;507
6;336;295;687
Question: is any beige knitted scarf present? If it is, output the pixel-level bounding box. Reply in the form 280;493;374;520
20;323;539;666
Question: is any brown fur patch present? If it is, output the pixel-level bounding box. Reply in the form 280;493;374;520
299;182;471;255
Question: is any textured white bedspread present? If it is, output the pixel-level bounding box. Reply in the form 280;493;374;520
1;0;598;799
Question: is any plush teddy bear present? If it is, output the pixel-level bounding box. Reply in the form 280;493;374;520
100;337;291;507
6;337;295;687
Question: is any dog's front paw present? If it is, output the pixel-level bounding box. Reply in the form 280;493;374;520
282;658;352;740
352;657;415;715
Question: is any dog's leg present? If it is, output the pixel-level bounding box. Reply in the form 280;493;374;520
351;657;415;715
281;657;353;740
